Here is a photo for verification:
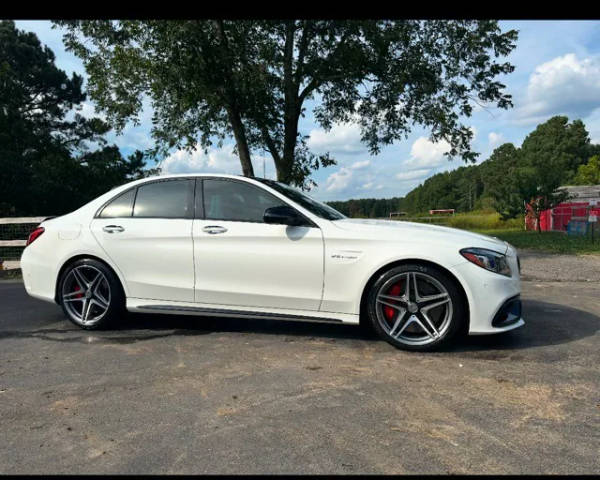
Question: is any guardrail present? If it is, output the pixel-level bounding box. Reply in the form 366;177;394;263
0;217;49;270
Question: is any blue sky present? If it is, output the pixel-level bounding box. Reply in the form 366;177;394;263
14;20;600;201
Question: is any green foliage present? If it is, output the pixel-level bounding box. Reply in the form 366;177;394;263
57;20;518;189
441;212;523;230
572;156;600;185
511;116;589;230
474;229;600;255
0;21;154;216
328;116;597;225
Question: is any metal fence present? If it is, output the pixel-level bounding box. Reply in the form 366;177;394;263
0;217;47;270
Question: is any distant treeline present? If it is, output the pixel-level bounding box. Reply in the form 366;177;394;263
327;116;600;219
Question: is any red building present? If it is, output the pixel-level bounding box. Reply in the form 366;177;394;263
525;185;600;232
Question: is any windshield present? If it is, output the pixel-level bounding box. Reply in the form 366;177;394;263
254;178;346;221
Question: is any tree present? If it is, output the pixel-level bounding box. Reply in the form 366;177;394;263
572;156;600;185
512;116;590;231
519;116;590;183
57;20;518;188
0;21;154;216
483;143;523;220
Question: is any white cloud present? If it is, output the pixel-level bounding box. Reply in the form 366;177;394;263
519;53;600;122
160;145;243;175
76;101;106;121
488;132;505;148
307;122;365;155
403;136;452;169
395;168;431;181
350;159;370;170
325;167;354;192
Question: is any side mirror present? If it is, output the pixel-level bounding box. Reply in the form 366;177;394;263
263;205;306;227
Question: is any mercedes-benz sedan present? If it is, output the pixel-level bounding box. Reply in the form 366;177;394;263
21;174;524;351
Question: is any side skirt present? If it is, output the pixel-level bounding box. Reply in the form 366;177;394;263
126;298;360;325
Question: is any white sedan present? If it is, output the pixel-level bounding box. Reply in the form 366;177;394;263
21;174;524;351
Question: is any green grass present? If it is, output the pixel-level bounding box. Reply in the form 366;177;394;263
402;210;523;230
400;210;600;254
471;228;600;255
443;211;523;230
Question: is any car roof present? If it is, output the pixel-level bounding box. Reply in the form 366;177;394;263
143;173;257;181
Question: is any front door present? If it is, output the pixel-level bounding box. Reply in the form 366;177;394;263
193;178;324;311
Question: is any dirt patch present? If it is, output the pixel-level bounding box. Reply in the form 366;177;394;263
518;250;600;282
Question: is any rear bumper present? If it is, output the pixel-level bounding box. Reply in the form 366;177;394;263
21;246;56;303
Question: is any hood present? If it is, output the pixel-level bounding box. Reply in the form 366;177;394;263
332;218;509;254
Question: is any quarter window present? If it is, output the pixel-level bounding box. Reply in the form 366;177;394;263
133;180;194;218
99;189;135;218
203;179;286;223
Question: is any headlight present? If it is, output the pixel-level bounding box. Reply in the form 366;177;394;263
460;247;512;277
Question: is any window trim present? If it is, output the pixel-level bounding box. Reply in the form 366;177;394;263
94;176;318;227
194;178;204;220
199;177;317;227
94;178;196;220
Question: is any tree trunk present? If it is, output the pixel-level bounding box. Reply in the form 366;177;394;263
213;19;254;178
226;106;254;177
277;21;298;185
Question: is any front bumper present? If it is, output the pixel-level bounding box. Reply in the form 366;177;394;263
452;250;525;335
492;295;522;328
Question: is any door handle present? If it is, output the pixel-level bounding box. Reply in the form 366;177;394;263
202;225;227;235
103;225;125;233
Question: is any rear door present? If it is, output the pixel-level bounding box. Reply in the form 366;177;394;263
90;178;195;302
193;178;324;311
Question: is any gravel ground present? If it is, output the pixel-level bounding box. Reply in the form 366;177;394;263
518;249;600;282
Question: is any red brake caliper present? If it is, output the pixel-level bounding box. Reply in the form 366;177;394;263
74;284;83;298
384;282;403;321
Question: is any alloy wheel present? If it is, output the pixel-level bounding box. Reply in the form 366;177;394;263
374;271;453;346
61;265;111;326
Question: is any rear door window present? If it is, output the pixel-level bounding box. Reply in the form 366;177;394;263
133;180;194;218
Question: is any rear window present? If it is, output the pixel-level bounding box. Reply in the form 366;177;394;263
98;189;135;218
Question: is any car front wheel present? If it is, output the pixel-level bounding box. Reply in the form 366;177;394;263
366;263;466;351
59;259;124;329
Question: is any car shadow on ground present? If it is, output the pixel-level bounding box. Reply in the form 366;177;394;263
105;299;599;352
4;295;597;352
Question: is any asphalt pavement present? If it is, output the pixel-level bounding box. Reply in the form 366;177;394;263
0;277;598;474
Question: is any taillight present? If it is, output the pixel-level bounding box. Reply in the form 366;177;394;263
26;226;45;246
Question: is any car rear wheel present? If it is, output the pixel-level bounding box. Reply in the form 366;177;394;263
59;259;124;329
366;263;466;351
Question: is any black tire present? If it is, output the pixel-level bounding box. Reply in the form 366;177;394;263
58;258;125;330
366;263;466;351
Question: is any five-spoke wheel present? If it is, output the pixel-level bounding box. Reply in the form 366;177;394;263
367;263;466;351
59;259;124;329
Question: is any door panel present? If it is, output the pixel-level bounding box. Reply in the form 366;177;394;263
89;178;196;302
193;219;324;310
91;218;194;302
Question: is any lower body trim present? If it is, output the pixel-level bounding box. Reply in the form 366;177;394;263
136;304;344;324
